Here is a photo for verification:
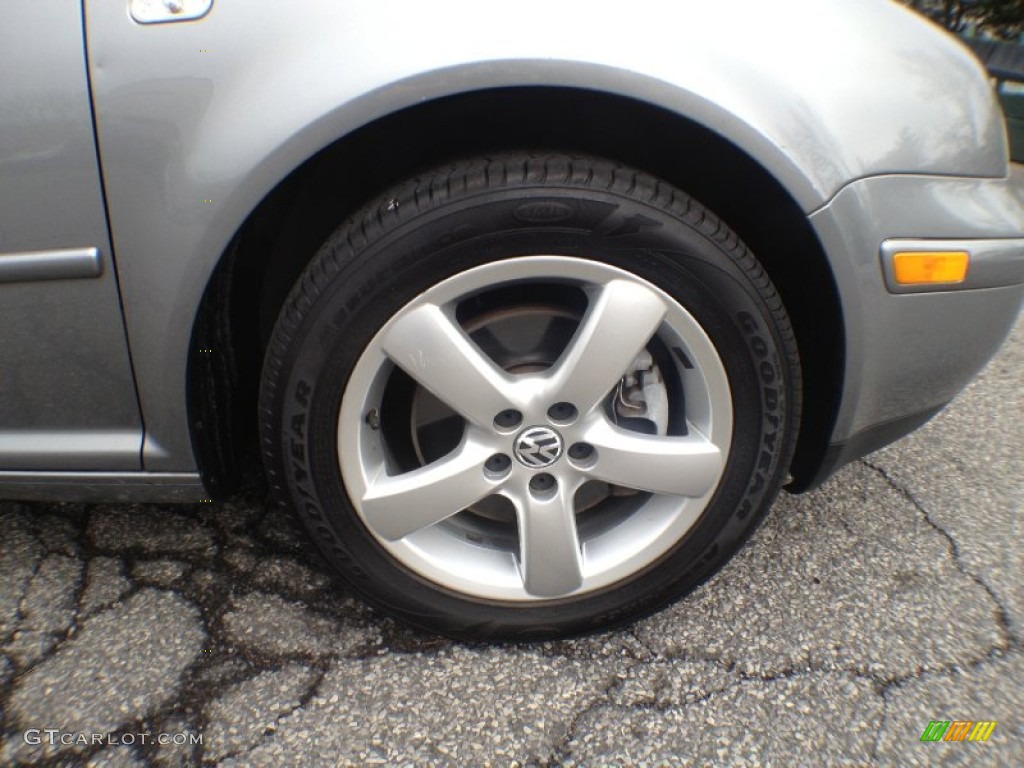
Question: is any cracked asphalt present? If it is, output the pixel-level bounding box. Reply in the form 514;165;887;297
1;319;1020;767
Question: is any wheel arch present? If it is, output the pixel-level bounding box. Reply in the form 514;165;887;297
187;86;844;496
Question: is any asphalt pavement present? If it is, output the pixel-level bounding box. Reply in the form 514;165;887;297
0;319;1021;767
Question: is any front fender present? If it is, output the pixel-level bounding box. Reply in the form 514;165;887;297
84;0;1007;470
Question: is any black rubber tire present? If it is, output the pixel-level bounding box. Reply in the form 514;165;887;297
259;153;801;640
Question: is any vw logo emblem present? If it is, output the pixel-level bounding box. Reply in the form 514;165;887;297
514;426;564;468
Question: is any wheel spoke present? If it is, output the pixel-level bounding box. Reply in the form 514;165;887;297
547;279;666;415
341;253;736;603
360;440;495;540
584;419;724;497
381;304;518;428
513;483;584;597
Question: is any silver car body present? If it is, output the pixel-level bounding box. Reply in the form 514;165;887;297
1;0;1022;500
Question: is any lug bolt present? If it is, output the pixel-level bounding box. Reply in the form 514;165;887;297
547;402;578;422
485;454;512;474
493;409;523;429
529;473;556;492
568;443;594;460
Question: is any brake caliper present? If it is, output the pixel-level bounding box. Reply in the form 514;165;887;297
611;350;669;435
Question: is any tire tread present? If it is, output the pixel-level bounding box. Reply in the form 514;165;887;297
259;152;802;639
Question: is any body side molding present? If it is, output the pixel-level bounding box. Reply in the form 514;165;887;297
0;248;102;284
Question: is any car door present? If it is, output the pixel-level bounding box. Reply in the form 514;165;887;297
0;0;143;472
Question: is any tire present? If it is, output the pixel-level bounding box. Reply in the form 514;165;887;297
259;153;800;640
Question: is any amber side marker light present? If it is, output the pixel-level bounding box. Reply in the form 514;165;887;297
892;251;970;285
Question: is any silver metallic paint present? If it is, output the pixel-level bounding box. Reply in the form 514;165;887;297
0;472;205;502
810;173;1024;440
0;247;102;284
0;0;142;472
0;430;143;471
0;1;1020;498
81;0;1009;474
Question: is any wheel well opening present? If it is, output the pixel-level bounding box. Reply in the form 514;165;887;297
188;87;843;496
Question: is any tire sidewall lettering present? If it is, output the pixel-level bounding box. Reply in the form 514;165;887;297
261;156;799;639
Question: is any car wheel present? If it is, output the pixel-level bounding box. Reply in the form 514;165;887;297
259;153;800;640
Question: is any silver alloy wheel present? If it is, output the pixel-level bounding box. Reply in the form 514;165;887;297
337;256;733;601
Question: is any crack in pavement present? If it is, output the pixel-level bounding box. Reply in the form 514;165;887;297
861;459;1018;647
2;322;1021;768
3;483;1018;768
542;663;634;766
210;667;327;765
861;458;1020;763
8;526;46;642
870;645;1024;764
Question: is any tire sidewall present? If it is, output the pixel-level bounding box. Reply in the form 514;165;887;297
263;170;795;640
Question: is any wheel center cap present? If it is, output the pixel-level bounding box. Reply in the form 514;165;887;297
513;426;564;468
